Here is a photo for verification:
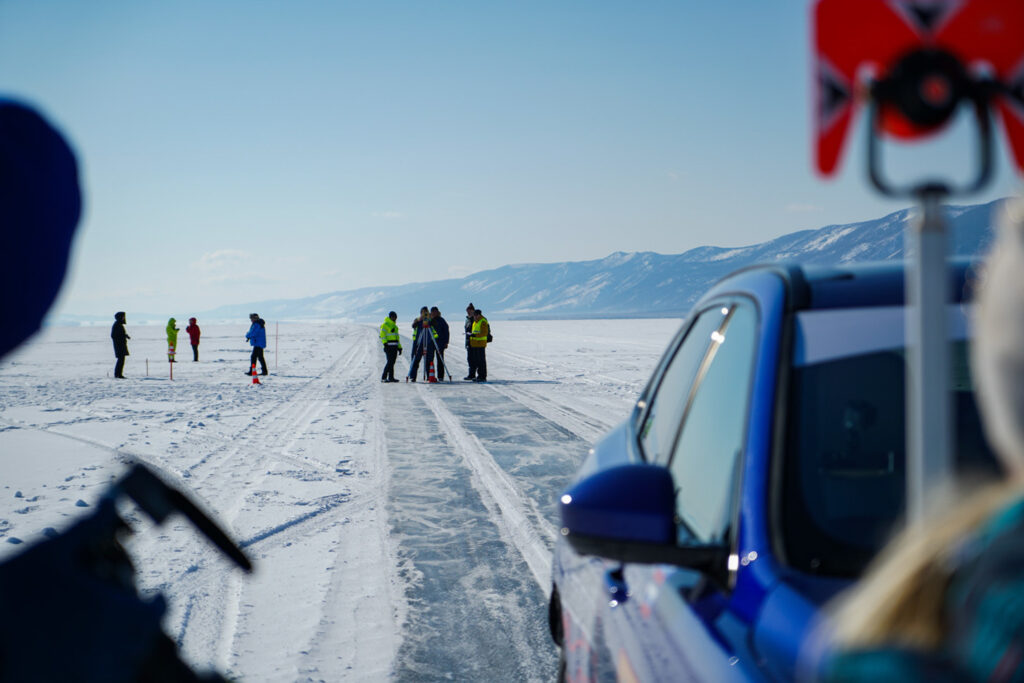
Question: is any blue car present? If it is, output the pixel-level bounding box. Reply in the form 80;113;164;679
549;261;997;682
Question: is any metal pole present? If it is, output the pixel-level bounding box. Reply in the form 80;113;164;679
422;320;429;382
425;324;453;382
906;190;952;523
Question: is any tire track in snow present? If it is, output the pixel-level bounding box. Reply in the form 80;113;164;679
484;383;612;445
416;385;557;595
296;368;404;681
210;331;373;671
220;326;403;680
383;378;557;681
489;347;629;389
126;326;374;674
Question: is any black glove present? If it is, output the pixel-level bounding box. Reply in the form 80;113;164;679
398;348;403;356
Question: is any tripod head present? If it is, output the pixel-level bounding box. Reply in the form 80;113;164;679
814;0;1024;197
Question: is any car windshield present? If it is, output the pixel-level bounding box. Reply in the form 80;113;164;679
779;306;999;578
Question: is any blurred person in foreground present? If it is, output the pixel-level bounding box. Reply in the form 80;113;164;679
0;98;236;682
821;198;1024;682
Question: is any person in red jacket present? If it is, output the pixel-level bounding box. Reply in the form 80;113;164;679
186;317;201;361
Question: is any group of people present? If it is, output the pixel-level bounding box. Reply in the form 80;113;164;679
379;302;489;383
161;317;202;363
109;312;267;378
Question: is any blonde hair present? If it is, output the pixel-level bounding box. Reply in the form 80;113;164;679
830;197;1024;650
829;480;1023;649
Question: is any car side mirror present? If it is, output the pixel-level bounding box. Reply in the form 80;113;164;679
559;464;728;573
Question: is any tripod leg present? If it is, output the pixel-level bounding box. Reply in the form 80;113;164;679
438;349;451;382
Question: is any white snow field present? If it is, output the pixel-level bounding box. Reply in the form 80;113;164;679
0;318;680;682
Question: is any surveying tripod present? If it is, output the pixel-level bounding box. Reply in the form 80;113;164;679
406;321;453;383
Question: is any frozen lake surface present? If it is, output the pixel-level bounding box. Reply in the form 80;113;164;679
0;318;680;681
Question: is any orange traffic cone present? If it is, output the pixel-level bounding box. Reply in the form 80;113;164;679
251;363;261;385
427;360;438;383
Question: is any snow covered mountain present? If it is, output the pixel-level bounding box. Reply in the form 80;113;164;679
199;199;999;322
57;199;1002;325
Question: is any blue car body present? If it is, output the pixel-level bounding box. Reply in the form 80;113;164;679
550;261;992;682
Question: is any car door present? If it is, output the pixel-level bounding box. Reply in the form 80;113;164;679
604;300;762;681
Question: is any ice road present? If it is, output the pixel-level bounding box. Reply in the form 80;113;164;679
0;319;678;681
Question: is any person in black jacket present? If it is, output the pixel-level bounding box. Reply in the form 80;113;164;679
111;311;129;378
463;302;475;380
429;306;450;380
407;306;430;381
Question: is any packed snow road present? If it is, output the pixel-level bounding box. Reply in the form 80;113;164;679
0;319;678;681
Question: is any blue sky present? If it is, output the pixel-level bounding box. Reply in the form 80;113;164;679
1;1;1019;317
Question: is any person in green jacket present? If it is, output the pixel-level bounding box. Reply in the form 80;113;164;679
379;311;402;382
166;317;179;363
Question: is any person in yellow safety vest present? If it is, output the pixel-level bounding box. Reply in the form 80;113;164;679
407;306;438;382
379;311;402;383
467;308;489;382
166;317;179;363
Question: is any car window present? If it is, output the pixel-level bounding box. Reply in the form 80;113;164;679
668;304;757;544
638;308;729;465
781;339;999;577
780;306;999;577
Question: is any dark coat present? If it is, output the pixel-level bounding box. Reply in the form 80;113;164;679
823;495;1024;681
111;313;129;357
433;316;450;349
411;318;428;353
186;318;200;345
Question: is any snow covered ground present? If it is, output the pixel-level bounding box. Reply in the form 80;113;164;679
0;318;680;681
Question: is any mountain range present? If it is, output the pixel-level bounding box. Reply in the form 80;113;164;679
56;199;1005;325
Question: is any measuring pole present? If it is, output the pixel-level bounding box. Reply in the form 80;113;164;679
813;0;1022;526
906;191;952;523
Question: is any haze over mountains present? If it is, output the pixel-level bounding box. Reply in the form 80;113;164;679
59;200;1004;325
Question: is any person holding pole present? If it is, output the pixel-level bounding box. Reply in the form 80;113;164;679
186;317;201;361
379;311;402;383
429;306;449;381
468;308;489;383
111;311;129;379
406;306;431;382
245;313;268;376
165;317;179;363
